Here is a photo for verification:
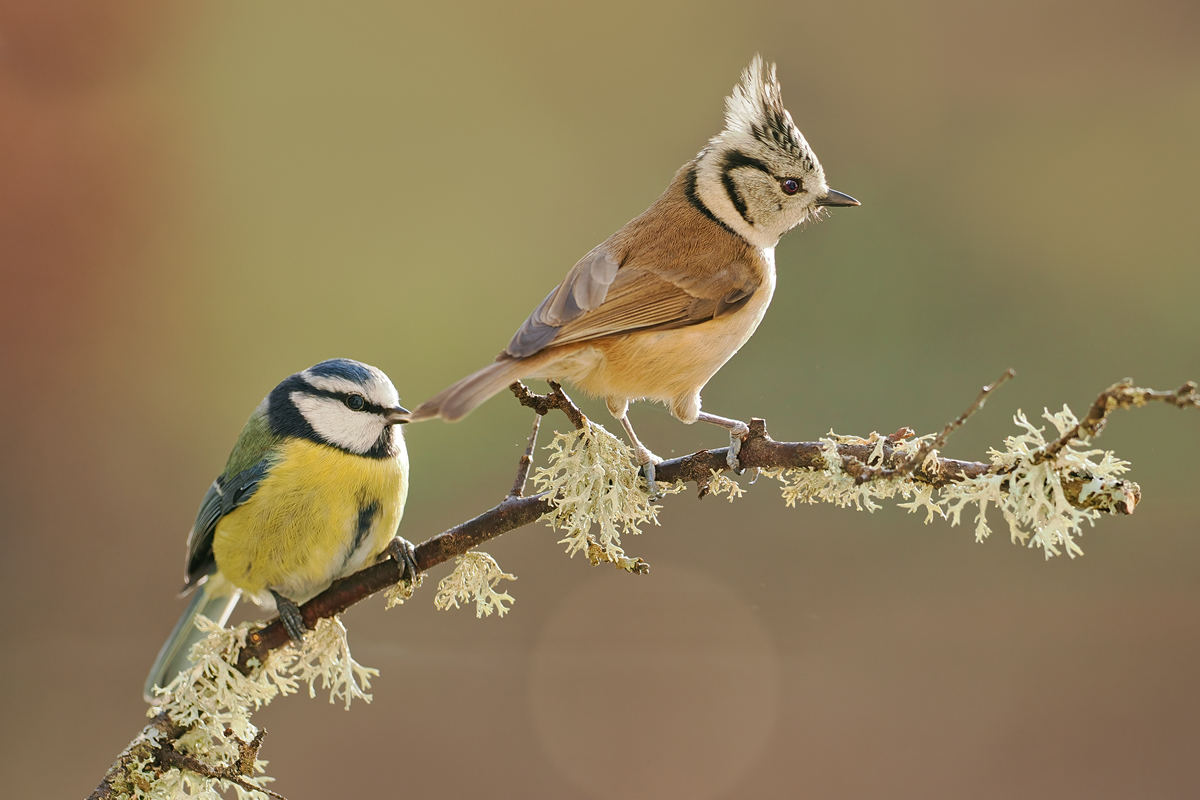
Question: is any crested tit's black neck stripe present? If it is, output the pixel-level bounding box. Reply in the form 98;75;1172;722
682;163;740;239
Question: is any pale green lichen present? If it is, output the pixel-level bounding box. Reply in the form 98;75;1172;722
936;406;1130;558
133;615;379;798
383;572;425;609
434;551;517;618
707;470;745;502
273;617;379;708
767;408;1132;559
762;431;934;512
532;422;661;569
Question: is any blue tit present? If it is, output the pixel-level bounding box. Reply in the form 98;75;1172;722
144;358;417;703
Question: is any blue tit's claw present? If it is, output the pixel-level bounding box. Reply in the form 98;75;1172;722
388;536;420;584
271;590;307;644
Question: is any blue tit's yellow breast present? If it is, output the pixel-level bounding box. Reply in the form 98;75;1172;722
212;437;408;603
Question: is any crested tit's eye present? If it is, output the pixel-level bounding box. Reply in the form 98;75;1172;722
780;178;801;195
345;394;366;411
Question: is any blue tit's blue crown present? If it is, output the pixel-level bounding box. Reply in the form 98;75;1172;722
307;358;375;385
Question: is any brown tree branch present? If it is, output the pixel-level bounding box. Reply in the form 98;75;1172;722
154;729;286;800
234;376;1194;669
510;380;587;429
95;376;1196;798
91;716;285;800
1034;379;1200;463
91;712;186;800
846;368;1016;485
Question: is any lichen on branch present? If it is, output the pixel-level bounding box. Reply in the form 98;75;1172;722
434;552;517;617
94;376;1197;799
531;421;665;572
107;616;377;800
760;404;1136;558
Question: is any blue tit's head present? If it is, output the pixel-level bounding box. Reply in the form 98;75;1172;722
267;358;409;458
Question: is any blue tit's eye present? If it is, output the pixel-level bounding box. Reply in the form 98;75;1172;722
780;178;801;195
345;394;366;411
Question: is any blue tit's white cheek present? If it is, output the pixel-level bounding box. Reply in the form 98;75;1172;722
290;392;384;455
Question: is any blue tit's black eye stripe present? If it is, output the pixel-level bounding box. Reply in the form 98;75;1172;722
266;375;401;459
296;384;390;415
268;375;319;442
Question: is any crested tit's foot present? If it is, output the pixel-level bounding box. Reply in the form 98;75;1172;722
639;450;664;498
726;422;750;472
618;414;663;497
696;413;750;473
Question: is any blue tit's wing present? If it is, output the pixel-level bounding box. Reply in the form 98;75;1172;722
182;459;271;591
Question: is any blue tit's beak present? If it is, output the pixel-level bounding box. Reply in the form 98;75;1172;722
384;405;411;425
815;189;860;207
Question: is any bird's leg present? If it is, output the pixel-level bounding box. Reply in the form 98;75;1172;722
695;412;751;473
618;414;662;496
387;536;421;584
270;590;307;644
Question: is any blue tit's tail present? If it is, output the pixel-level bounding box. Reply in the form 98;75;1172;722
143;574;241;704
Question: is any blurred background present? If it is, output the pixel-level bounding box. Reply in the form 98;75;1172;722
2;1;1198;797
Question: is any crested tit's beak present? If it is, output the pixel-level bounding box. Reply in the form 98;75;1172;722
383;406;411;425
815;189;860;207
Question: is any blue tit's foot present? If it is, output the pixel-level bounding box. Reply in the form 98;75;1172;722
270;590;307;644
695;412;750;473
388;536;420;584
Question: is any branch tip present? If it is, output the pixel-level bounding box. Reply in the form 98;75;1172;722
510;380;587;429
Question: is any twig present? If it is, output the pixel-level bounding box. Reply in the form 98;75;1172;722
916;368;1016;465
845;369;1015;485
154;730;286;800
509;412;542;498
236;494;552;671
510;380;587;429
90;712;185;800
1034;380;1200;463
